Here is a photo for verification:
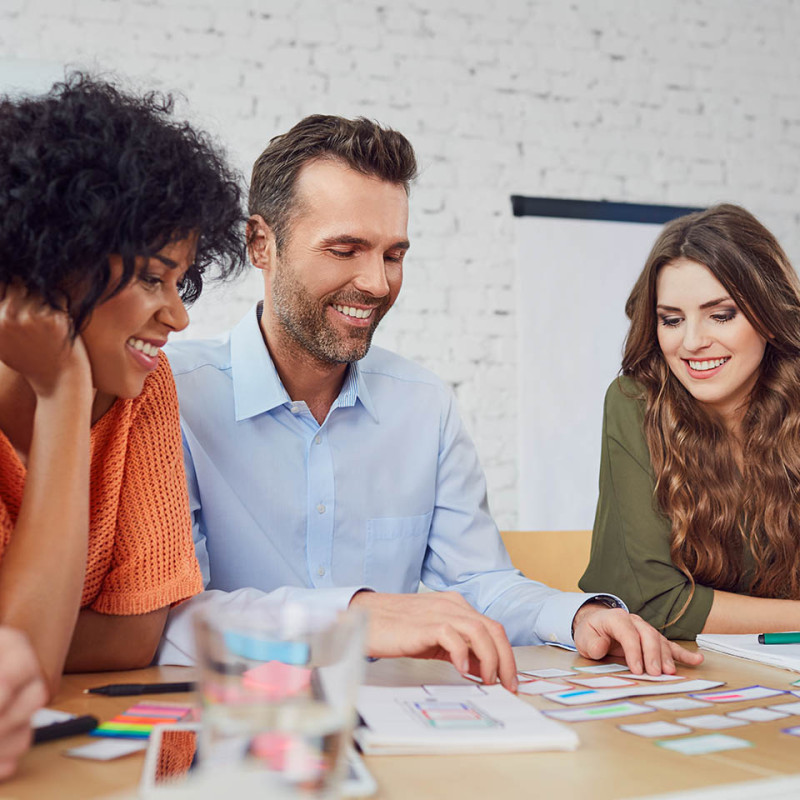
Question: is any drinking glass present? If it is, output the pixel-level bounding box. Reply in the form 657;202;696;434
193;603;366;798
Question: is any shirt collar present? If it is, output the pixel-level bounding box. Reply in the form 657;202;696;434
230;302;379;424
230;303;290;421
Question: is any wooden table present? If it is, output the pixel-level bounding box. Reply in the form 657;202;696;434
3;645;800;800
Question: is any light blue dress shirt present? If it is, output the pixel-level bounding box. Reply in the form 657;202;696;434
162;304;611;653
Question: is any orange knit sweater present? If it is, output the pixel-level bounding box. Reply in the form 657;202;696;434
0;354;203;615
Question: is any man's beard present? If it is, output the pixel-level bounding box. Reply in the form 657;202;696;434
271;261;386;364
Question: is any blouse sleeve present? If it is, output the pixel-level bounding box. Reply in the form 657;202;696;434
578;377;714;639
90;356;203;615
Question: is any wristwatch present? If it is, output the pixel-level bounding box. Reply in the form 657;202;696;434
571;594;625;637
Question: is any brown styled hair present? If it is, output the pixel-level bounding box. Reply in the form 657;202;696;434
248;114;418;251
623;203;800;622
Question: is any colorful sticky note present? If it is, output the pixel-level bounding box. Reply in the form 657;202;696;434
545;701;653;722
690;685;785;703
656;734;753;756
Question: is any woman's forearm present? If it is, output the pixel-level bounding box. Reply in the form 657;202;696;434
703;589;800;634
0;376;92;697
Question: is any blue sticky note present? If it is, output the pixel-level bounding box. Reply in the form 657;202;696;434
223;632;310;664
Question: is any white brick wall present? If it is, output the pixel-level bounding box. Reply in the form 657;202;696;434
2;0;800;527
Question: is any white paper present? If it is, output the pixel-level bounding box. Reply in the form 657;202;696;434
656;733;753;756
520;668;577;679
516;680;571;696
697;634;800;673
545;701;653;723
573;664;629;674
768;700;800;715
568;676;636;689
545;679;724;706
355;684;578;754
65;740;148;761
421;685;487;699
32;708;74;728
616;673;686;682
647;697;712;711
728;707;789;722
619;721;691;738
690;685;786;703
680;714;750;730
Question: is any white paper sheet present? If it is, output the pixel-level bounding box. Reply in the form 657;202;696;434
545;679;724;706
355;684;579;754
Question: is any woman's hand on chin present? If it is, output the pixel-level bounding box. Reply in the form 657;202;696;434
0;284;91;399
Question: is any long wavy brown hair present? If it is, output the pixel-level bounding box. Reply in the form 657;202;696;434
623;203;800;620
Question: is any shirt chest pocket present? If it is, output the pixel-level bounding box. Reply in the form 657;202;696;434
364;512;433;594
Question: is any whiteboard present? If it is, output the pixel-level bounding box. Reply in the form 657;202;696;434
514;199;699;531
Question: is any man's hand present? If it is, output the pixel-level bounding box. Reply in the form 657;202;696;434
350;591;519;691
572;602;704;675
0;628;47;781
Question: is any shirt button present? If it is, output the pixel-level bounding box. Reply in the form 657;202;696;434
314;435;322;445
290;403;301;414
317;566;326;577
317;503;326;514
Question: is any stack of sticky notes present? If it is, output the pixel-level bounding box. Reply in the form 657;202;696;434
91;701;192;740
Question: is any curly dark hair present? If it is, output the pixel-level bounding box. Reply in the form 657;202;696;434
0;73;246;332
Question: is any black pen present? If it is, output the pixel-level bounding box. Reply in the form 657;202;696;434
84;681;197;696
33;714;98;744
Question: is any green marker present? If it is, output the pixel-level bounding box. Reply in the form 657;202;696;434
758;632;800;644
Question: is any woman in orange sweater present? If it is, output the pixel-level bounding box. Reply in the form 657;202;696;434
0;75;245;699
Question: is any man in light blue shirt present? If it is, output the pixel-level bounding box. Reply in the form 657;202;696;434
159;115;700;684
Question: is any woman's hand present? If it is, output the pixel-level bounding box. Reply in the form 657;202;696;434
0;284;91;398
0;627;47;781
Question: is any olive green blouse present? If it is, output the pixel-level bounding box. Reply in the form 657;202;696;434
579;377;753;640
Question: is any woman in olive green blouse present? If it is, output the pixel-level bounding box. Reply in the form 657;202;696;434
580;203;800;639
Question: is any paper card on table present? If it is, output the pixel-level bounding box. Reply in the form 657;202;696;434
421;685;487;699
356;684;578;753
680;714;750;730
65;740;148;760
690;685;786;703
545;679;723;706
32;708;74;728
568;676;636;689
782;726;800;736
544;701;653;722
768;700;800;715
573;664;629;674
728;707;790;722
656;734;753;756
792;678;800;687
616;673;686;682
647;697;712;711
520;668;577;679
517;680;571;696
619;721;691;738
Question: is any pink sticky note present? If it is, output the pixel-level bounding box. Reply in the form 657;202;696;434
241;661;312;699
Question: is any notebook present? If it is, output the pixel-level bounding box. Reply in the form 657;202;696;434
354;683;579;755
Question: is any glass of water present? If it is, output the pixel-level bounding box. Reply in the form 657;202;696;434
193;603;366;798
